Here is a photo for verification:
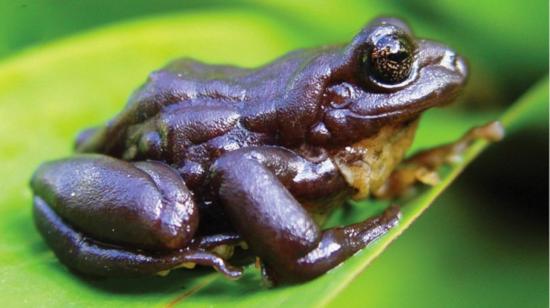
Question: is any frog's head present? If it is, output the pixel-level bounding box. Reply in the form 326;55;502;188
307;17;467;146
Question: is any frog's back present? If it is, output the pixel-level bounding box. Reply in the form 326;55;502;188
76;48;326;157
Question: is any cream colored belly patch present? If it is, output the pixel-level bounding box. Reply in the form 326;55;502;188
332;120;418;199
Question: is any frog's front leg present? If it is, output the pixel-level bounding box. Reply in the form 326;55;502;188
31;154;242;278
374;121;505;198
210;146;400;284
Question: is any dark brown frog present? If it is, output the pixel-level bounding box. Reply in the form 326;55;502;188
30;18;501;284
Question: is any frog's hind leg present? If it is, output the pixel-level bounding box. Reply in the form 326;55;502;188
211;146;400;284
374;121;504;199
31;154;200;250
33;196;243;278
31;154;242;278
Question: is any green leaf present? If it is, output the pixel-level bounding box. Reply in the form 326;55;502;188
0;10;546;307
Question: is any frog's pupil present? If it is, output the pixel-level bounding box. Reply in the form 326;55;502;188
366;34;413;84
388;51;408;62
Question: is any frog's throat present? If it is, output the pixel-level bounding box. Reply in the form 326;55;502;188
332;120;419;199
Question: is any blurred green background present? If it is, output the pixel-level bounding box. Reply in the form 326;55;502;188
0;0;547;307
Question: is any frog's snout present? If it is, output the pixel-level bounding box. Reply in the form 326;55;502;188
416;40;469;84
440;49;468;80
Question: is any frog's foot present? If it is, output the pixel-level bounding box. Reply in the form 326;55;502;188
211;146;400;284
34;197;243;278
373;121;504;199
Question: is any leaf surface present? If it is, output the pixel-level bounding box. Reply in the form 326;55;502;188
0;11;546;308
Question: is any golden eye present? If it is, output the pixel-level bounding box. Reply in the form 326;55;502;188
365;34;414;84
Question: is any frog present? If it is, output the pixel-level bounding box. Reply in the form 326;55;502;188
30;17;503;285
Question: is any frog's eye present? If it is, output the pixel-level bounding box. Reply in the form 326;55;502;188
364;33;414;85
